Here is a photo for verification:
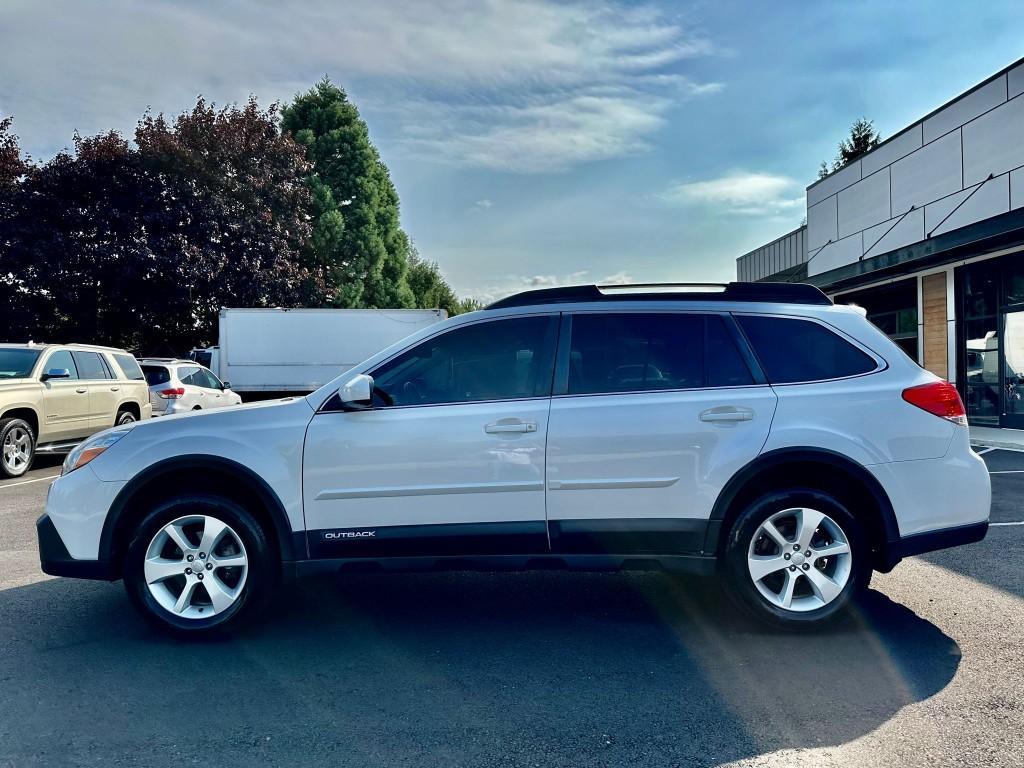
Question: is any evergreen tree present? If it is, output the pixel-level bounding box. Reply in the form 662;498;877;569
282;78;415;308
406;247;461;315
818;118;881;178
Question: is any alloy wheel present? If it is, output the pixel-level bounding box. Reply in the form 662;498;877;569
143;514;249;619
2;426;31;475
118;412;136;426
747;507;853;612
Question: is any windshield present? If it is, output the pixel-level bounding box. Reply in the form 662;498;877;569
0;349;41;379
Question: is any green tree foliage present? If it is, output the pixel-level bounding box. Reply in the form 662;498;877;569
0;117;26;189
406;247;462;316
0;99;316;353
282;78;417;309
818;118;882;179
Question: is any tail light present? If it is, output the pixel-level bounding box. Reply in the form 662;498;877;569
158;387;186;399
902;381;968;426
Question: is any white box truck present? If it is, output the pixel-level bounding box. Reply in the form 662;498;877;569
191;307;447;396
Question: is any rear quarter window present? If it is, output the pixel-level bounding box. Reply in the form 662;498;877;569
736;315;877;384
113;353;145;381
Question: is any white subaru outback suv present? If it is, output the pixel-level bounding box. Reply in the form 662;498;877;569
37;283;990;634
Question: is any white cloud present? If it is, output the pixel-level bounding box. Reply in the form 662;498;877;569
661;172;804;216
396;85;704;172
473;199;494;211
0;0;721;172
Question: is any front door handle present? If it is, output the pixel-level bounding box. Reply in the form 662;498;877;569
485;421;537;434
699;407;753;423
75;387;88;394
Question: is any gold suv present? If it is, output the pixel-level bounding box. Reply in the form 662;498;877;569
0;343;152;478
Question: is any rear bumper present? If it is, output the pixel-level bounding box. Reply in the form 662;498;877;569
882;520;989;570
37;514;115;580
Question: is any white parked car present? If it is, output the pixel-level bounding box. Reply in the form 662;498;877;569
37;283;990;635
138;359;242;416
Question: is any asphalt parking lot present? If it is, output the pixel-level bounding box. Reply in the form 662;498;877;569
1;451;1022;768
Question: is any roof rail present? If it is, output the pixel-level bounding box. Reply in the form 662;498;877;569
485;282;832;310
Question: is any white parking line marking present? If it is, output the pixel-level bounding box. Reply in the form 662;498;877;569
991;521;1024;527
0;475;58;490
975;447;997;455
989;470;1024;474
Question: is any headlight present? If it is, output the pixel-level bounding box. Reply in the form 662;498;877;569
62;426;133;475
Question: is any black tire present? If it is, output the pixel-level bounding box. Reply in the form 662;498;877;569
0;417;35;479
123;494;276;637
721;488;871;630
116;409;136;426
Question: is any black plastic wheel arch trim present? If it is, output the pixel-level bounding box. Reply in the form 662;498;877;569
98;455;299;574
704;447;901;566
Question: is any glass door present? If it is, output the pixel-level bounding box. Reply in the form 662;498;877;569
1002;309;1024;429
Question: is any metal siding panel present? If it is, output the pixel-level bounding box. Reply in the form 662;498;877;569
962;94;1024;186
923;76;1007;144
890;130;963;215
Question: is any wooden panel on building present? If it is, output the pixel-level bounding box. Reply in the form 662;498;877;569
922;273;948;379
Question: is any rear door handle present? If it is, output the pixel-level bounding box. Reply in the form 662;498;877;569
75;387;88;394
485;421;537;434
110;386;119;392
699;407;753;423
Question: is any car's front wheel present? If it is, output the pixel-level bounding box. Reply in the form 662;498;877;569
123;494;274;635
0;418;35;479
722;488;870;629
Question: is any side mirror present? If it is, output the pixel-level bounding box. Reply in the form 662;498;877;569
42;368;71;381
221;381;231;390
338;373;374;410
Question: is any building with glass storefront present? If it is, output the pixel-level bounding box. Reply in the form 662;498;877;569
737;56;1024;431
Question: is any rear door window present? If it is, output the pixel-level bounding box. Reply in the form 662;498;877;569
568;313;703;395
707;315;756;387
736;315;877;384
71;351;110;380
566;313;755;395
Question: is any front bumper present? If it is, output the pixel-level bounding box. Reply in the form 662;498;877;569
37;514;115;580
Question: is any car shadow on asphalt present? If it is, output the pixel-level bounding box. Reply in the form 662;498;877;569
0;572;960;767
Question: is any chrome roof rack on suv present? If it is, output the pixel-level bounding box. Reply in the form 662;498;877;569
485;281;832;310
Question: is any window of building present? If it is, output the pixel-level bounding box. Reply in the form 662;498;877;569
959;254;1024;427
835;279;919;361
736;315;876;384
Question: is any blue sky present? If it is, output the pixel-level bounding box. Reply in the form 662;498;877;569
2;1;1023;301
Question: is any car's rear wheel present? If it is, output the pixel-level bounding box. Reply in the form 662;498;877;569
116;409;136;426
0;418;35;479
722;488;870;629
123;494;274;636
